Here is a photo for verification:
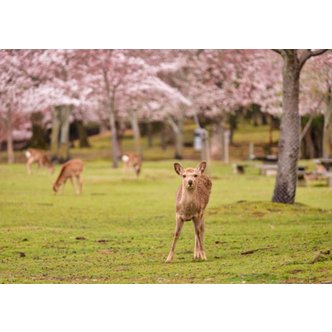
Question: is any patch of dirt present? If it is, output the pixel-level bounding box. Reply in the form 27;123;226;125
97;239;109;243
98;249;113;255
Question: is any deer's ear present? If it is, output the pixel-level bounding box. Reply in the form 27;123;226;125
174;163;184;176
196;161;207;174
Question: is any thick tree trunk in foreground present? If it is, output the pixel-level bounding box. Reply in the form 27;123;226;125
272;51;300;204
272;49;327;203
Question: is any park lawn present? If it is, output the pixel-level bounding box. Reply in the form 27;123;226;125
0;160;331;284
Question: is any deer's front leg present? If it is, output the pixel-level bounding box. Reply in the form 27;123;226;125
77;175;83;194
166;214;184;263
193;216;206;260
26;158;34;175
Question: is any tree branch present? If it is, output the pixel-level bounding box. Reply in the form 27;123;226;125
299;49;328;71
271;49;282;55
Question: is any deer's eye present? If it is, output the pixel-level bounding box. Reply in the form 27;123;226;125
194;174;198;177
183;175;186;178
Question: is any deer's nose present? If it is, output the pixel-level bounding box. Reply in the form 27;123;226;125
188;179;193;186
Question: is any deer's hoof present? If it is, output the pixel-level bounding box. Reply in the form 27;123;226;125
165;255;173;263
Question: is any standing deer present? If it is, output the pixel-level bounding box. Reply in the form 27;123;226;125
122;152;142;178
166;161;212;263
53;159;84;195
25;148;54;175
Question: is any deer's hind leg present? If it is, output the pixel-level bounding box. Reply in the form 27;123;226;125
76;174;83;194
166;214;184;263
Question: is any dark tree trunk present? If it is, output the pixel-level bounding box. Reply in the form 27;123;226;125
303;128;315;159
76;120;90;148
109;105;119;168
30;112;47;149
130;110;141;155
6;108;14;164
167;115;184;160
160;122;168;150
146;122;153;148
58;105;71;163
51;106;61;160
272;51;300;204
268;114;274;154
323;91;332;158
210;117;225;160
228;114;237;145
116;120;126;159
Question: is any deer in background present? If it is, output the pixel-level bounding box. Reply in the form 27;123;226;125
166;161;212;263
25;148;54;175
53;159;84;195
122;152;142;178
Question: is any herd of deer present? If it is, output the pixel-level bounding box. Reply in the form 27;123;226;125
24;148;212;262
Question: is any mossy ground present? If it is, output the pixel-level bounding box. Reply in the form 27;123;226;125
0;159;331;283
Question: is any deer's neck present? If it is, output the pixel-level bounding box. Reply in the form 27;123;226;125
179;185;198;204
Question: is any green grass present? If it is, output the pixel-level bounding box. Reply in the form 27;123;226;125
0;160;331;283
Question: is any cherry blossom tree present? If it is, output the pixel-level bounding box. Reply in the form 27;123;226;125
0;50;35;163
301;52;332;158
269;50;328;204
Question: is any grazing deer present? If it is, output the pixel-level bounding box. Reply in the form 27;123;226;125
53;159;84;195
166;161;212;263
122;152;142;178
25;148;54;175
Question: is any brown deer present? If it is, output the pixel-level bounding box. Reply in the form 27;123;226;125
53;159;84;195
166;161;212;263
25;148;54;175
122;152;142;178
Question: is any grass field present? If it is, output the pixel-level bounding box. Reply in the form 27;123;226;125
0;159;331;283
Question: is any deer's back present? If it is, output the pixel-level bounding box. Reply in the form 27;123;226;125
196;175;212;207
62;159;84;177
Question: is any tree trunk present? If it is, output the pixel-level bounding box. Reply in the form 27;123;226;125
130;110;141;155
30;112;47;149
323;93;332;158
201;129;211;164
58;105;71;163
76;120;90;148
160;122;168;150
146;122;153;148
51;107;61;160
174;128;184;160
273;51;300;204
228;114;237;145
303;128;315;159
268;114;274;154
167;115;184;160
210;117;225;160
109;105;119;168
6;108;14;164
